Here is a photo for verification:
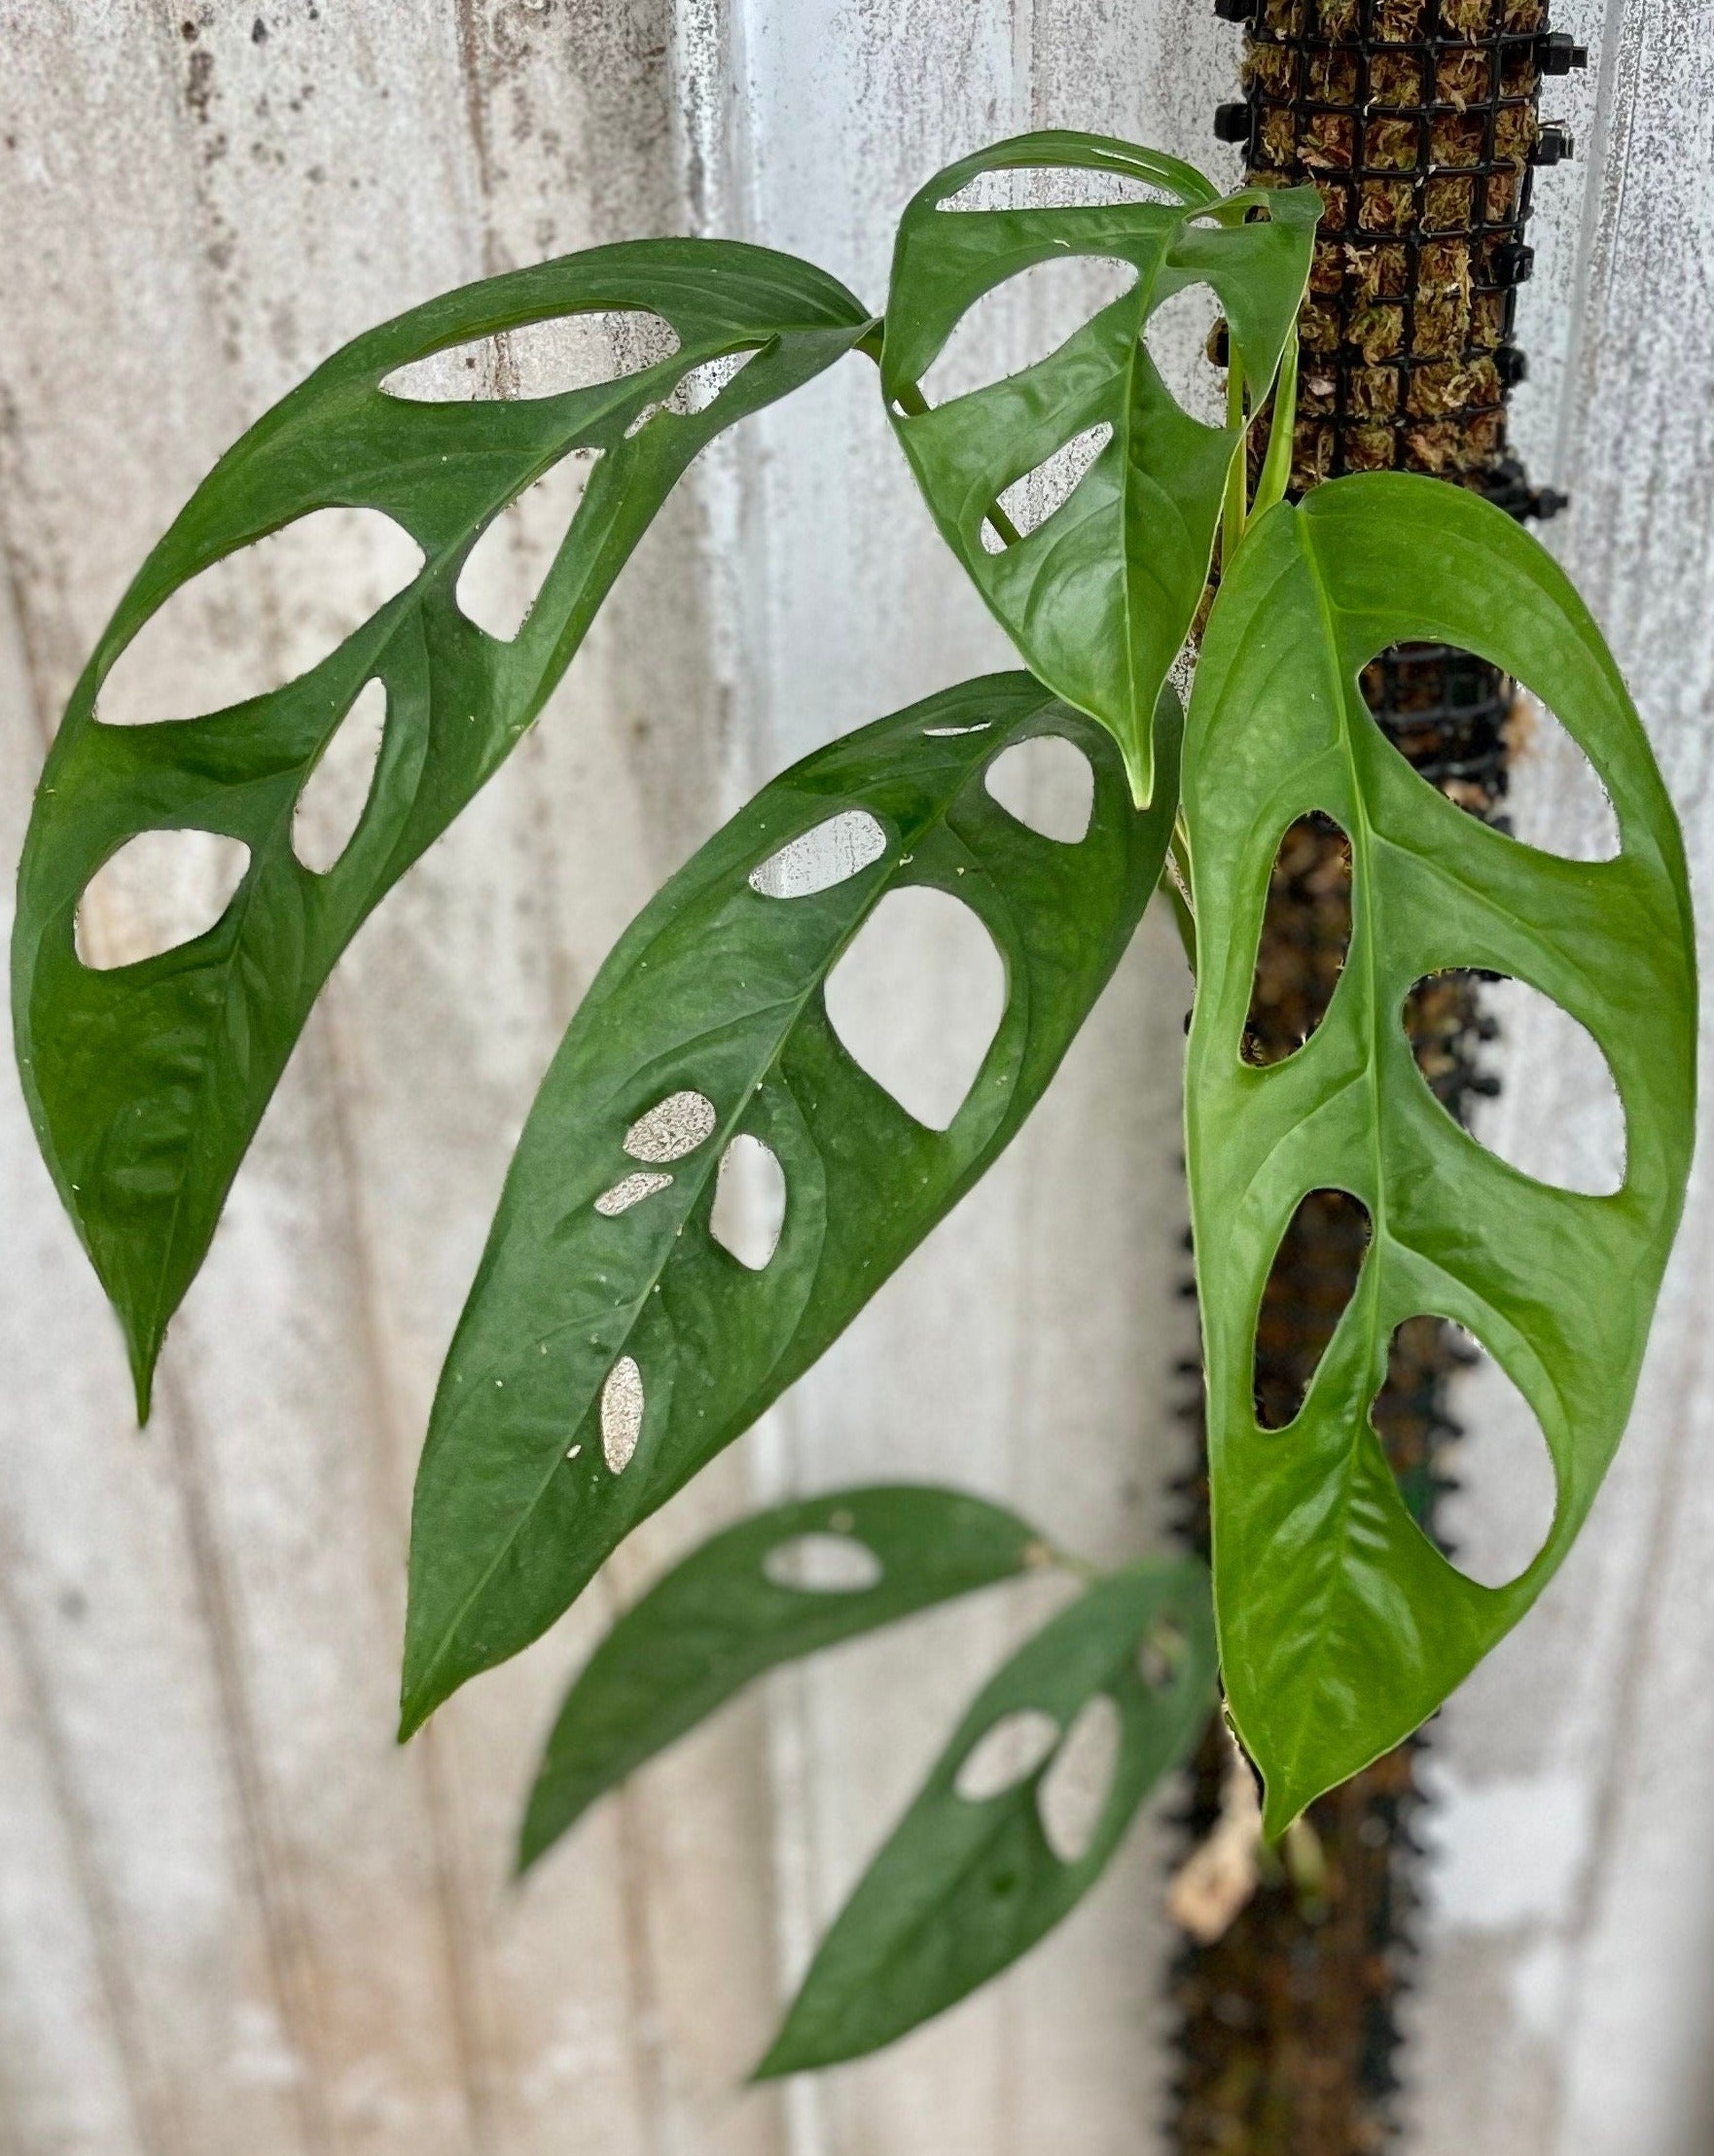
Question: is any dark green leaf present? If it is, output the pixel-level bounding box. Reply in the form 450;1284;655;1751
519;1483;1051;1871
400;672;1180;1735
12;239;871;1414
756;1556;1216;2075
880;129;1318;804
1183;476;1696;1837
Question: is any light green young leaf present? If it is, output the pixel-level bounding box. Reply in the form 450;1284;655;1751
880;129;1318;805
756;1556;1216;2076
401;674;1181;1735
1183;476;1696;1839
519;1484;1051;1871
12;239;871;1416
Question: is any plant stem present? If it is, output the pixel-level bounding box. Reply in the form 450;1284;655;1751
1220;350;1247;568
1249;334;1300;523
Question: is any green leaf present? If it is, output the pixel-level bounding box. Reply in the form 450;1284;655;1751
1182;476;1696;1839
756;1556;1216;2076
401;672;1181;1735
519;1483;1051;1871
12;239;871;1416
879;129;1318;805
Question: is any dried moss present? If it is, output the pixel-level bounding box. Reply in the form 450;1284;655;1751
1472;290;1507;346
1309;239;1346;296
1358;176;1413;231
1260;104;1297;170
1348;239;1409;299
1484;167;1520;223
1424;173;1477;231
1346;301;1405;361
1494;100;1538;161
1406;358;1483;417
1418;237;1474;302
1365;115;1422;172
1300;112;1356;170
1292;422;1335;490
1315;177;1351;231
1430;111;1486;167
1244;40;1297;97
1412;297;1472;357
1299;367;1338;416
1261;0;1306;32
1301;297;1343;354
1502;0;1546;26
1502;45;1541;95
1372;0;1425;38
1369;51;1423;108
1349;364;1402;418
1437;48;1492;108
1441;0;1494;33
1346;424;1397;471
1317;0;1359;35
1306;47;1358;104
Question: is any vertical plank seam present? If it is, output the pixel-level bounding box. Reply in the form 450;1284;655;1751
154;1364;337;2156
0;1542;172;2156
312;990;496;2156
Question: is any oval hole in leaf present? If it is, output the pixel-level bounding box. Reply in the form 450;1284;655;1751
1407;972;1625;1196
379;310;680;401
1359;644;1534;833
600;1356;644;1474
76;830;251;971
983;734;1094;844
292;679;387;873
455;449;599;642
824;887;1006;1131
1374;1320;1556;1587
709;1134;786;1270
1138;1614;1189;1692
761;1533;884;1594
919;256;1138;406
624;1089;716;1164
935;167;1179;213
1038;1693;1121;1863
97;509;424;728
1142;282;1226;426
749;809;888;899
980;423;1113;553
1242;813;1352;1068
593;1171;673;1218
1503;684;1622;863
1253;1188;1372;1431
953;1708;1061;1800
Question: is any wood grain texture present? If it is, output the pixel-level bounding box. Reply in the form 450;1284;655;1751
2;2;1712;2152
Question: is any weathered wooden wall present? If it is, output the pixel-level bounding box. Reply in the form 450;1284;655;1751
0;4;1709;2154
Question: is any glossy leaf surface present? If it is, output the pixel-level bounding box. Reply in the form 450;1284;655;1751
401;673;1180;1734
881;130;1318;803
519;1483;1048;1871
1183;476;1696;1836
757;1556;1216;2075
13;239;870;1413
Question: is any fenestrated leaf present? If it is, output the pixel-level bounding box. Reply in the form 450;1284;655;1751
400;672;1181;1735
880;130;1318;804
755;1556;1216;2076
12;239;871;1416
519;1483;1052;1871
1182;476;1696;1839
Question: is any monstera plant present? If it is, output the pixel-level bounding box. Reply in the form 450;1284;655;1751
12;131;1695;2071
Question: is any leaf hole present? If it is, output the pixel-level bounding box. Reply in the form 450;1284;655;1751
593;1171;673;1217
455;449;599;641
1241;813;1352;1068
749;810;888;899
824;887;1006;1131
1254;1188;1372;1431
983;734;1094;843
919;256;1138;406
1503;684;1622;863
292;679;387;873
954;1709;1061;1800
761;1533;883;1594
709;1134;786;1270
1038;1693;1121;1863
1138;1615;1189;1692
97;509;423;727
1405;972;1625;1196
76;830;251;970
1142;283;1227;427
378;310;680;401
935;167;1177;213
600;1356;644;1474
1373;1320;1556;1587
624;1089;717;1165
979;423;1113;552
